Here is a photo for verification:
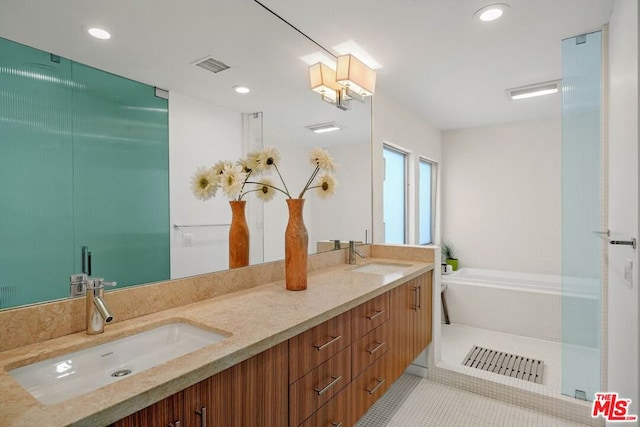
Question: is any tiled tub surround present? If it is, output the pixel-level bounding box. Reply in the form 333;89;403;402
0;245;435;426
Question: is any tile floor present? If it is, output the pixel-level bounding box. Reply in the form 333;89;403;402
355;373;592;426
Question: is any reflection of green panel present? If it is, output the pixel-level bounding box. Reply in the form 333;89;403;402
72;63;169;288
0;38;74;308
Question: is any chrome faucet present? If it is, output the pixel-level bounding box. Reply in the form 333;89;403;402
70;274;116;334
348;241;366;264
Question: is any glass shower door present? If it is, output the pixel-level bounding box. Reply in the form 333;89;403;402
561;30;603;400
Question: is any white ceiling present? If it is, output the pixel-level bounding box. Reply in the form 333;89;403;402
260;0;615;130
0;0;615;132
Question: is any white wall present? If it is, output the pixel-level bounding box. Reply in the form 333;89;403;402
169;92;244;278
372;91;442;245
308;142;372;245
607;0;638;419
441;117;562;275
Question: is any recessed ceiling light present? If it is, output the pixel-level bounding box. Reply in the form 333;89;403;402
506;80;560;100
88;28;111;40
306;123;341;134
474;4;510;22
233;85;250;94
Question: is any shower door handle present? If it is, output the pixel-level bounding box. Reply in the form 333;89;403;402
609;238;636;249
592;230;610;237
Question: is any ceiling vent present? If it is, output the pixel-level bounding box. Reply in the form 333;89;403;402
193;56;230;74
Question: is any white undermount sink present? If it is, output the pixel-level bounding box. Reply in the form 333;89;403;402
8;322;227;405
352;261;413;275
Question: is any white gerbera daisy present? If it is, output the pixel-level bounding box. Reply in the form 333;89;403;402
256;146;281;173
255;178;277;202
238;151;260;174
190;167;218;200
219;164;247;200
310;147;336;171
316;172;337;198
212;160;230;177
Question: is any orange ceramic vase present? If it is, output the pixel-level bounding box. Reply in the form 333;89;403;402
285;199;308;291
229;200;249;269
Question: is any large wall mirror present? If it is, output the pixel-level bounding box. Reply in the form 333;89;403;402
0;0;373;309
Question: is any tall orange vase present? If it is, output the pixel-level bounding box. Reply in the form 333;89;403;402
285;199;308;291
229;200;249;269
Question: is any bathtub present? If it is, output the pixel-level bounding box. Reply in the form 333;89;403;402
441;268;563;342
441;268;601;343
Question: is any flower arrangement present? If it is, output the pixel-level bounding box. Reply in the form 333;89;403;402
191;146;338;201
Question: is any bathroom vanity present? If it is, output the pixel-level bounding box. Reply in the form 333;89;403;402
0;245;435;426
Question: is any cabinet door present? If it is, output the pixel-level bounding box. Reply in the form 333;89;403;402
110;390;183;427
414;273;433;353
183;368;233;427
232;341;289;427
350;353;391;423
388;282;414;381
299;383;354;427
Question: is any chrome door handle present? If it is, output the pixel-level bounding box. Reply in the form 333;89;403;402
609;238;636;249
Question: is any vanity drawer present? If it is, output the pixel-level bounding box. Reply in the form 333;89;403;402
352;321;390;377
351;292;389;340
289;311;351;383
299;383;354;427
351;352;391;422
289;347;351;427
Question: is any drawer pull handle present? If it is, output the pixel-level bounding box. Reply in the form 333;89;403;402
314;335;342;351
366;378;386;395
366;340;386;354
332;423;343;427
366;309;385;320
169;422;181;427
314;375;342;395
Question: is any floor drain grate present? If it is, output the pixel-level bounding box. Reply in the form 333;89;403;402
462;345;544;384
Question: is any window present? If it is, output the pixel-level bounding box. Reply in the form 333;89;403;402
419;158;436;245
383;145;407;243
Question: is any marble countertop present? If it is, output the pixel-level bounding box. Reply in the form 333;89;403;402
0;258;434;426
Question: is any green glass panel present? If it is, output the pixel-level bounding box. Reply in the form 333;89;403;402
0;38;75;308
561;31;602;400
71;63;169;288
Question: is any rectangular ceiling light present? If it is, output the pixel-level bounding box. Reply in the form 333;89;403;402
507;80;560;100
306;122;341;134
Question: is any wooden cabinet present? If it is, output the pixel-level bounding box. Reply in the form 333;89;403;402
112;271;433;427
111;341;288;427
389;273;433;382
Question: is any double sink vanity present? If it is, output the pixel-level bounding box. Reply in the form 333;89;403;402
0;245;435;426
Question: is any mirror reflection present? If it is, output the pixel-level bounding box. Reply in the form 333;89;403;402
0;0;372;309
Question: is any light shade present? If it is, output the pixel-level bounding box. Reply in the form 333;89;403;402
335;54;376;97
507;80;560;100
309;62;342;103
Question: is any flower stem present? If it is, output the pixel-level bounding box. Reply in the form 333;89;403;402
245;181;290;197
298;166;320;198
273;163;292;198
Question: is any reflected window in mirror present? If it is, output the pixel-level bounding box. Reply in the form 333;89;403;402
382;145;407;244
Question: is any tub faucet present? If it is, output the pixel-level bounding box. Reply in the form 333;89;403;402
348;241;366;264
